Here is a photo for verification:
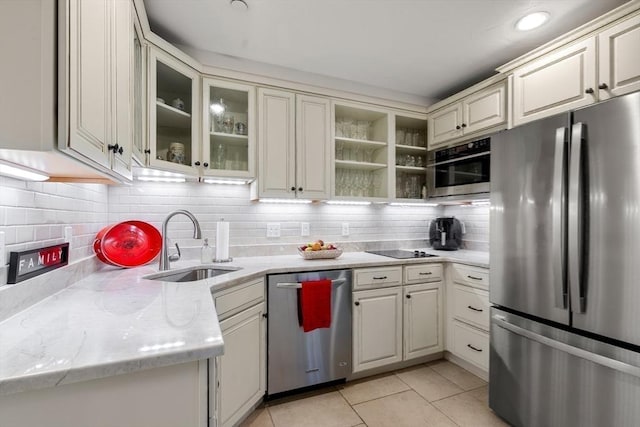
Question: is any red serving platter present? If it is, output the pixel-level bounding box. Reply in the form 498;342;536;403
93;221;162;268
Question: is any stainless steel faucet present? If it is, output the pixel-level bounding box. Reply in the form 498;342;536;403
160;210;202;270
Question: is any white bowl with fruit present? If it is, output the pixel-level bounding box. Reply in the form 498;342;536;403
298;240;343;260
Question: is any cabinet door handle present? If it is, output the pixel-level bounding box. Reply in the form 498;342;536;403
117;146;123;155
467;344;483;352
203;162;209;168
354;301;360;306
467;275;483;281
598;83;608;90
372;276;388;280
406;294;412;299
194;161;201;166
467;305;483;312
144;149;151;154
419;272;432;275
107;143;119;153
290;186;296;191
455;125;461;130
461;123;467;128
585;88;594;94
298;187;303;192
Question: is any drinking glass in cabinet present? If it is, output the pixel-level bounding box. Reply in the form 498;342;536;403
214;143;226;169
222;114;234;134
396;128;405;144
336;140;344;160
357;120;370;140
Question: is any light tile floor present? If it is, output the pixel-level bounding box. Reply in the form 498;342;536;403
240;360;508;427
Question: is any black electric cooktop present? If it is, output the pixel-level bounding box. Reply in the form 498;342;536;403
366;250;439;259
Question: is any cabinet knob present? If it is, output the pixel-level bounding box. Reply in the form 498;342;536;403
107;143;119;153
144;149;151;154
290;186;296;191
203;162;209;168
194;161;201;166
585;88;594;94
461;123;467;128
117;146;123;155
298;187;303;192
406;294;412;299
455;125;461;130
354;301;360;306
598;83;608;90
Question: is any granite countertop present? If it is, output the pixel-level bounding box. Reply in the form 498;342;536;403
0;249;488;396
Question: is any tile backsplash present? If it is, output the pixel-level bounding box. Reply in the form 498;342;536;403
0;177;489;280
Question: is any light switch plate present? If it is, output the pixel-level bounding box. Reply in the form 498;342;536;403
267;223;281;238
341;222;350;237
64;226;73;244
301;222;310;237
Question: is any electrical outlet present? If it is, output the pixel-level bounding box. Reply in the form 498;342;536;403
64;226;73;244
341;222;350;237
267;223;281;238
301;222;310;237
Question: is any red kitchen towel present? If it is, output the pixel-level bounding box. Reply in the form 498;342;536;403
300;279;332;332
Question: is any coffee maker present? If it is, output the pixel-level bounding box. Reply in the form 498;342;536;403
429;217;464;250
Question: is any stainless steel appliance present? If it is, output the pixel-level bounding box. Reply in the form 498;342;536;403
427;137;490;198
429;217;463;250
365;249;439;259
490;91;640;427
267;269;352;395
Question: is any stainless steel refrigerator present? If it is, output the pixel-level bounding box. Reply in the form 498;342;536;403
490;91;640;427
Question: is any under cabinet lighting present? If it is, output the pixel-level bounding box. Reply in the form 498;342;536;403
259;198;313;204
0;160;49;181
516;12;550;31
471;200;491;206
325;200;372;206
136;176;186;183
389;202;439;207
203;178;250;185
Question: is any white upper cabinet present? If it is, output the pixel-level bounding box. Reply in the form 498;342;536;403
296;94;331;199
202;78;256;179
427;80;507;149
512;38;596;126
64;0;134;180
148;47;200;175
598;13;640;100
255;88;330;199
131;13;147;165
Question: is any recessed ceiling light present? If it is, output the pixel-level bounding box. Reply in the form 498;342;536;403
516;11;550;31
230;0;248;11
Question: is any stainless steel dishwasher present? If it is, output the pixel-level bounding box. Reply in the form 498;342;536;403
267;269;352;396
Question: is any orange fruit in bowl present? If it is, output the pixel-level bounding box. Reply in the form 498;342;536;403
311;242;322;251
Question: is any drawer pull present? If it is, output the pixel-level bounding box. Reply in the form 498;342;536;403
419;272;433;275
467;275;483;281
467;305;483;312
467;344;483;352
373;276;388;280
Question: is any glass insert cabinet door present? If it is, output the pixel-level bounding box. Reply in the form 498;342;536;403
202;78;255;178
148;48;200;174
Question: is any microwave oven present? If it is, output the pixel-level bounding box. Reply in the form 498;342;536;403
426;137;490;198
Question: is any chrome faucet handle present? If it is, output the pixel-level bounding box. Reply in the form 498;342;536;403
168;242;181;262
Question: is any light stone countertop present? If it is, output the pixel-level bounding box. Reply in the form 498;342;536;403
0;249;487;396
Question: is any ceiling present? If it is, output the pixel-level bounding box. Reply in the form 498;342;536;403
143;0;628;104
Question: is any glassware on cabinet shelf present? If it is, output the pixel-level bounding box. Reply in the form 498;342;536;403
336;140;344;160
221;114;234;134
214;143;226;169
396;128;405;144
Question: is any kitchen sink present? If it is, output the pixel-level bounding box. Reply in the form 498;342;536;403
144;266;241;283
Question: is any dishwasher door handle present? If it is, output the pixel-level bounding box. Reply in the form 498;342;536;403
276;278;346;289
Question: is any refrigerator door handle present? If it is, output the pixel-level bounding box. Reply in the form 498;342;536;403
569;123;586;313
553;127;568;309
492;314;640;379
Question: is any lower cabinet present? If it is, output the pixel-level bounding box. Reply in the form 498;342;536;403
403;283;443;360
446;264;490;372
211;279;266;427
352;264;444;373
352;286;403;373
0;361;209;427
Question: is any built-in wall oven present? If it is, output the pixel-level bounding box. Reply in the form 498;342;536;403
426;137;490;198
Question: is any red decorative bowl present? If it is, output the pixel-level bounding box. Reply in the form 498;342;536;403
93;221;162;268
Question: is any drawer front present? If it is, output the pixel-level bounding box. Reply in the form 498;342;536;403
404;263;443;284
451;263;489;290
353;266;403;290
452;285;490;330
452;320;489;370
214;279;265;320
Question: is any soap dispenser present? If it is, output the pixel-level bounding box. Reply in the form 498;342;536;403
201;238;214;263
